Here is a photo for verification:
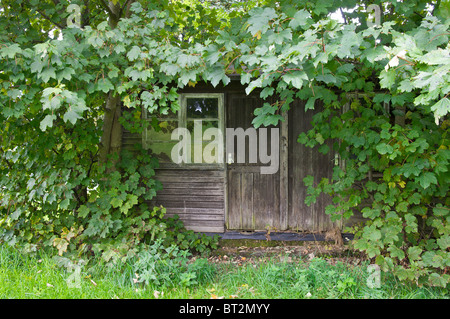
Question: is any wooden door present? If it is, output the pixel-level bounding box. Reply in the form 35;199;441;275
226;94;281;231
288;100;335;231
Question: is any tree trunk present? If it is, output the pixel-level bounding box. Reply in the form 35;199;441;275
99;92;122;168
97;0;137;169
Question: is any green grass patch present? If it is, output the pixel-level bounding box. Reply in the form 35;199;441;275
0;246;448;299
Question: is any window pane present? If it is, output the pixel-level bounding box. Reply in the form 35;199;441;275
187;121;222;164
146;120;178;142
186;98;218;119
147;142;178;163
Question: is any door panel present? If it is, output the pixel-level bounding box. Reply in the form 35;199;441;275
226;95;281;231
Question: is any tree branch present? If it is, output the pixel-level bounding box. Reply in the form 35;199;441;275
98;0;116;19
120;0;137;18
36;9;66;29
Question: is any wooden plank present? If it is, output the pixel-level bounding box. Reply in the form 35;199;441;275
153;194;224;202
154;176;225;183
150;200;224;209
157;188;224;196
183;225;224;232
180;219;225;227
164;208;224;214
227;170;242;229
155;169;225;177
241;173;254;230
157;182;224;189
279;111;289;230
228;166;262;173
165;213;225;221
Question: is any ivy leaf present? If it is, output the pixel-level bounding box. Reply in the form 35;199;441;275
110;197;123;208
40;67;57;83
376;143;393;155
97;78;114;93
59;198;70;209
78;205;90;218
305;97;316;111
127;46;141;61
430;98;450;124
289;10;311;29
63;101;87;125
205;67;229;87
246;7;277;36
40;114;56;131
407;246;422;261
417;172;438;189
0;43;22;58
282;71;308;89
260;87;274;99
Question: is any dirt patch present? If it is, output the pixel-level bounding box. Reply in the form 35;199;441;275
205;241;366;267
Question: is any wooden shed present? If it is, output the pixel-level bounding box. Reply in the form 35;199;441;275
122;80;343;234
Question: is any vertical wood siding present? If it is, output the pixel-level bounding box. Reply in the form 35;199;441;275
288;100;335;231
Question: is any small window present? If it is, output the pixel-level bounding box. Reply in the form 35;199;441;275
143;93;224;167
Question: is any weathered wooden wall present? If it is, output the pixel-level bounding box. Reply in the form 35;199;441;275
122;125;226;232
122;81;342;233
150;169;225;232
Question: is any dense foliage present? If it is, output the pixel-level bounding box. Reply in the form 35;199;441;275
0;0;449;286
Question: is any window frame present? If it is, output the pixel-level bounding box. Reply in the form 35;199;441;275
143;92;225;169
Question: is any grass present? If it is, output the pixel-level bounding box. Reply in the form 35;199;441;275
0;245;448;299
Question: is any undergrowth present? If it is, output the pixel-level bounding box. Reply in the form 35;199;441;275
0;245;447;299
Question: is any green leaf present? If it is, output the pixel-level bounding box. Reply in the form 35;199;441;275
379;69;396;88
437;235;450;250
57;67;75;81
305;97;316;111
367;229;381;242
40;114;56;131
40;67;57;83
433;204;449;217
283;71;308;89
407;246;422;261
430;98;450;123
376;143;393;155
388;245;405;260
303;175;314;187
127;46;141;61
160;63;180;76
428;273;448;288
404;213;418;233
289;10;311;29
97;78;114;93
0;43;22;58
63;103;87;124
246;7;277;36
78;205;90;218
417;172;437;189
110;197;123;208
402;163;421;178
260;87;274;99
205;67;229;87
59;198;70;209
